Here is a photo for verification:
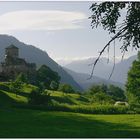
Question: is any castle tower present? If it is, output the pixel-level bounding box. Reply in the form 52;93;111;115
5;44;19;59
0;44;36;81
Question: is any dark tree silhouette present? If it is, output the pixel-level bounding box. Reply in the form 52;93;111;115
89;2;140;79
37;65;60;89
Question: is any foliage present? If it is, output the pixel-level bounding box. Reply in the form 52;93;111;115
58;83;75;93
16;73;29;84
89;2;140;79
90;2;140;51
50;81;59;90
28;88;51;105
88;85;103;95
88;84;125;102
37;65;60;89
9;73;31;96
108;85;126;101
9;76;23;95
20;103;130;115
91;92;114;104
126;51;140;104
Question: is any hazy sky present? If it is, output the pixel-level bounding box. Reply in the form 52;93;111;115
0;1;138;65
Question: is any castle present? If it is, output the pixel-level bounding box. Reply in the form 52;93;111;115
0;44;36;80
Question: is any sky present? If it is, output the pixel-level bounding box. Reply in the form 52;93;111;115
0;1;138;65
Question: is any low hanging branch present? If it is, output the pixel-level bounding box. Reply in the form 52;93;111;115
108;40;116;80
89;2;140;80
107;45;110;64
87;27;127;80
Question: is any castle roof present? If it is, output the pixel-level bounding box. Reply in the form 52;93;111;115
6;44;18;49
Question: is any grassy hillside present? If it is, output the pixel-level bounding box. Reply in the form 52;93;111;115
0;83;89;110
0;83;131;114
0;83;140;138
48;90;89;105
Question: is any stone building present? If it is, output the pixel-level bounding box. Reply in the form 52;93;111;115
0;44;36;80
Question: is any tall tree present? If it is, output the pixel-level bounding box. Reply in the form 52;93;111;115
37;65;60;89
126;51;140;104
90;2;140;78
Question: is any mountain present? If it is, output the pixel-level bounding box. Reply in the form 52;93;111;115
64;68;124;90
65;57;114;80
111;55;137;83
0;34;82;91
65;56;137;84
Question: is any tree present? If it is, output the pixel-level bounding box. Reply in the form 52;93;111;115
58;83;75;93
50;81;59;91
28;88;51;105
88;85;102;95
10;76;23;96
126;51;140;105
16;73;28;84
88;84;109;95
101;84;108;93
92;92;114;104
108;85;125;101
37;65;60;89
88;84;125;103
89;2;140;78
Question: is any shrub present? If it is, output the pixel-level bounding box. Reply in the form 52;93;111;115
16;73;29;84
91;92;115;104
28;89;51;105
58;83;75;93
9;80;22;94
21;102;131;114
88;85;102;95
67;105;130;114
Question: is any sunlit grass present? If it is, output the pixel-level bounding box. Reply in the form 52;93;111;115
2;90;28;103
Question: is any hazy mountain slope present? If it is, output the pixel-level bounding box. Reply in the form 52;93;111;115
0;34;82;91
64;68;124;90
111;55;137;83
65;58;114;79
65;56;137;84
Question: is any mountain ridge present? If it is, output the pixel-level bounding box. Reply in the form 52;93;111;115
64;68;124;90
0;34;82;91
64;55;137;84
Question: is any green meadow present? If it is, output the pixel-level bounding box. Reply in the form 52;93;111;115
0;85;140;138
1;109;140;138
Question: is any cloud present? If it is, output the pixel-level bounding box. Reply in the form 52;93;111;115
54;56;126;66
55;56;94;61
0;10;87;32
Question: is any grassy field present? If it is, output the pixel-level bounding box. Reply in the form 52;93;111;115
0;109;140;138
0;84;140;138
